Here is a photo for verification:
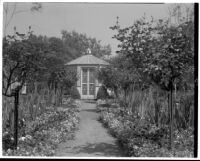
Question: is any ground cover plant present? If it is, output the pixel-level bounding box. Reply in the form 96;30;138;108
97;91;194;157
3;98;80;156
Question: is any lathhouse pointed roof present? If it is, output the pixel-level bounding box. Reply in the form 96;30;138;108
66;54;109;66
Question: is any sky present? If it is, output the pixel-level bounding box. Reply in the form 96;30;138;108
3;2;175;55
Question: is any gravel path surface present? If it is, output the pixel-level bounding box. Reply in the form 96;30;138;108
55;100;125;157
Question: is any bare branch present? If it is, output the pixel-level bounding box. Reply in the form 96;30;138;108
4;3;9;36
4;61;19;96
3;3;8;13
14;9;30;15
2;92;14;97
5;3;17;29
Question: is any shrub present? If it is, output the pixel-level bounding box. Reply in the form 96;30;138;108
3;106;80;156
174;92;194;130
70;86;81;99
97;86;109;100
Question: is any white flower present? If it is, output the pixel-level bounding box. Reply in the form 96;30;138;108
7;149;12;153
3;131;9;137
133;145;139;149
19;137;26;141
178;27;182;32
143;24;148;28
25;135;33;140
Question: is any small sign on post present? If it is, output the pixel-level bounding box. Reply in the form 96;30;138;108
21;83;27;94
11;81;21;95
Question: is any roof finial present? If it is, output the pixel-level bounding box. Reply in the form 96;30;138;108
86;48;91;54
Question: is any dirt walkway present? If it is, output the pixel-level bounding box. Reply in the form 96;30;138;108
55;100;125;157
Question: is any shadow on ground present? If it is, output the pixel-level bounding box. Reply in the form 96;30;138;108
98;103;111;108
84;100;97;104
81;109;97;113
70;142;125;157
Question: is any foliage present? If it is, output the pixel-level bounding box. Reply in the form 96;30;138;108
3;102;80;156
110;16;194;91
61;30;111;59
96;86;109;100
3;28;111;95
108;12;194;151
3;31;45;97
48;68;77;90
174;91;194;129
69;86;81;99
98;104;194;157
97;66;121;97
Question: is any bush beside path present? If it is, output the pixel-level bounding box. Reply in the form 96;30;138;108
97;100;194;157
3;99;80;156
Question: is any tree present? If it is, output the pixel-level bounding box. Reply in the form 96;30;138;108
48;68;78;105
61;30;111;60
110;15;194;150
97;66;120;98
3;30;45;97
145;19;194;150
167;3;194;25
3;29;45;148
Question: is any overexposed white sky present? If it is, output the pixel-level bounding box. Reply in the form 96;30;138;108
3;2;191;55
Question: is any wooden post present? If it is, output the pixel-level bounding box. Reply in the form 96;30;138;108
14;89;19;149
169;81;174;150
155;94;159;127
168;91;170;125
60;87;63;105
174;82;177;101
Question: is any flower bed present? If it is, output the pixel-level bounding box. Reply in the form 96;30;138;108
3;104;80;156
98;106;194;157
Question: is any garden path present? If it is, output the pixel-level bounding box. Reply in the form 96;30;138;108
55;100;125;157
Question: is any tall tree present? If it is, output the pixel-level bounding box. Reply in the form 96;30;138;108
61;30;111;60
110;15;194;150
3;30;45;148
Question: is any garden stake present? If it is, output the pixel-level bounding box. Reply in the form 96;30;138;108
169;80;174;151
14;89;19;149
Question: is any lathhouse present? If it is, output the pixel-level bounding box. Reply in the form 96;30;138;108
66;49;109;99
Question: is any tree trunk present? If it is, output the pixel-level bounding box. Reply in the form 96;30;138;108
54;83;57;105
124;88;128;107
114;88;118;99
60;88;63;105
14;89;19;149
167;92;170;124
174;82;177;101
169;81;174;150
155;93;159;127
